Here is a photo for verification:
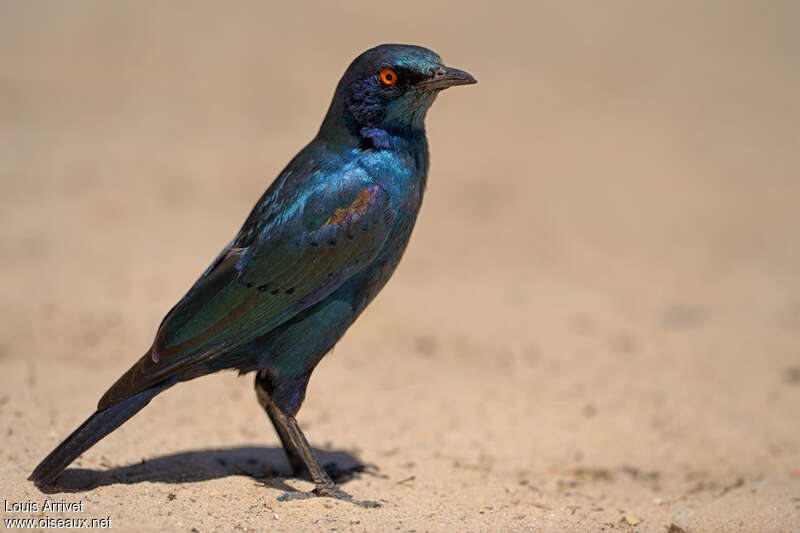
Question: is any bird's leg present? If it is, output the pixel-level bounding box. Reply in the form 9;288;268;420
255;374;305;475
254;373;380;508
278;415;380;507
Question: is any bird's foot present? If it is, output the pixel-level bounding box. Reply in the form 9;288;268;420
277;483;381;508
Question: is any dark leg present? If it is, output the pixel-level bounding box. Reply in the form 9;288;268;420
254;373;380;508
255;373;305;475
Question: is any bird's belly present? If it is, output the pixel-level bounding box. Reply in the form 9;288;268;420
218;212;418;412
350;214;418;315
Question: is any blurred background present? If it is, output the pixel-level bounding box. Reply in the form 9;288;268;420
1;1;798;531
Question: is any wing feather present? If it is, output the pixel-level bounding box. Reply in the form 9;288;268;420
98;169;392;409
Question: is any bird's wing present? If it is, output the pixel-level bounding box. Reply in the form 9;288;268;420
99;168;392;409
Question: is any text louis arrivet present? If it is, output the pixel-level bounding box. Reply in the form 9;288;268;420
6;499;84;512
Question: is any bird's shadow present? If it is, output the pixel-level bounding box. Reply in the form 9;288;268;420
38;446;372;494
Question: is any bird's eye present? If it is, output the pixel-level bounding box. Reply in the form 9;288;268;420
379;68;398;86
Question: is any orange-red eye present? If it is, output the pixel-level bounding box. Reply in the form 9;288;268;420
379;68;397;86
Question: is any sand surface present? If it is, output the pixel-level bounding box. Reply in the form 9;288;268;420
1;2;799;531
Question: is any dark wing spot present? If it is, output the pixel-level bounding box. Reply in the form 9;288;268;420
359;136;376;151
286;287;295;294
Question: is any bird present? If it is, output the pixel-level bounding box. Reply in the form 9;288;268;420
29;43;476;507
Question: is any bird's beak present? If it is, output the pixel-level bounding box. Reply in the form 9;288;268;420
418;66;477;91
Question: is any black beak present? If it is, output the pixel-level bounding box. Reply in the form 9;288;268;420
419;66;477;91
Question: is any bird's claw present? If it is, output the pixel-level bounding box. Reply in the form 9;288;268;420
314;484;381;507
277;484;381;508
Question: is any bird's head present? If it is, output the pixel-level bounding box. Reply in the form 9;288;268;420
319;44;476;144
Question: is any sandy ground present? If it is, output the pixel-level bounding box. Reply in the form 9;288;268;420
1;1;799;531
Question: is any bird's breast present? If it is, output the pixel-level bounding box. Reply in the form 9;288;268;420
356;144;427;210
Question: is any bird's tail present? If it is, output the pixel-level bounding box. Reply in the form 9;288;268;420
28;379;173;487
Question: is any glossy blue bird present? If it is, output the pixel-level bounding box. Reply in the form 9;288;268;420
29;44;476;506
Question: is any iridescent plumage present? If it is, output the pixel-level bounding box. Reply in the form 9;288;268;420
30;44;476;506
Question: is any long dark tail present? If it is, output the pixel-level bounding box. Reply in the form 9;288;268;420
28;379;173;487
